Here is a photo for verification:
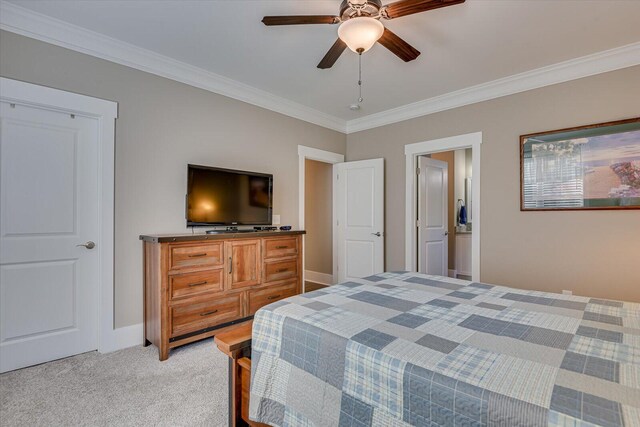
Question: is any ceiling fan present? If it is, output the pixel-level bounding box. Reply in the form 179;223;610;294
262;0;465;69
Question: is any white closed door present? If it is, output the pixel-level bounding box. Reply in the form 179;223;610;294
418;156;448;276
0;100;100;373
335;159;384;282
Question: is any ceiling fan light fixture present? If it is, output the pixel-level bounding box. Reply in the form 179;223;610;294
338;17;384;53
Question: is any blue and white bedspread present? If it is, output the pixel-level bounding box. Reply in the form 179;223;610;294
249;272;640;426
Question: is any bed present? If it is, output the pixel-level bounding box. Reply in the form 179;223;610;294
216;272;640;426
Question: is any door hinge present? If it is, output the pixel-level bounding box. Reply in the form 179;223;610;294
416;167;420;176
416;219;420;228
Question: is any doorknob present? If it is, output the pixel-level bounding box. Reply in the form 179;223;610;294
444;232;449;236
371;232;382;237
76;241;96;249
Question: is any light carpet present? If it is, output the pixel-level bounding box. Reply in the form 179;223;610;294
0;339;228;426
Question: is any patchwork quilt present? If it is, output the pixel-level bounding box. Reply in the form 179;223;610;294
249;272;640;426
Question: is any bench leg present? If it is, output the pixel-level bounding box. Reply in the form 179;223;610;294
228;358;249;427
228;358;234;427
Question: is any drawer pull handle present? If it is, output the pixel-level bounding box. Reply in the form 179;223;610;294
188;281;207;287
276;268;289;273
229;257;232;274
188;253;207;258
275;245;288;249
200;310;218;317
267;295;281;300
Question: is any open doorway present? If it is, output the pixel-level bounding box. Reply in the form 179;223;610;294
404;132;481;282
299;146;385;290
417;149;473;280
297;145;344;292
304;159;334;291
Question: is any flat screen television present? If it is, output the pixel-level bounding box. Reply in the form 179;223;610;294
186;164;272;226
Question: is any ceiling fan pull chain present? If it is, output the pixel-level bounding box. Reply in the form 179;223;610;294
358;52;363;103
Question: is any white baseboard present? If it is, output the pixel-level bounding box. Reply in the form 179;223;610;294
448;269;457;278
305;270;334;286
99;323;143;353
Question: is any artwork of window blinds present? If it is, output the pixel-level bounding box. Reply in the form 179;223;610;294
521;118;640;210
523;140;585;208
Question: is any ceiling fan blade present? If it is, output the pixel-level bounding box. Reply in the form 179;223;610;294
382;0;465;20
378;28;421;62
262;15;339;26
317;38;348;69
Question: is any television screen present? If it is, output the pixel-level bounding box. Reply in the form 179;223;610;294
186;165;272;226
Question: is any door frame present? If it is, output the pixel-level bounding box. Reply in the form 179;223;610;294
298;145;344;289
0;77;121;352
404;132;482;281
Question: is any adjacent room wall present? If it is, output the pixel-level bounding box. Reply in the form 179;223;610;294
347;65;640;302
304;159;333;278
0;31;346;328
454;150;467;224
455;148;473;225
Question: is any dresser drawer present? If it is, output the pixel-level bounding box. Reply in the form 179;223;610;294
263;258;298;283
170;294;242;337
248;280;298;315
169;269;224;300
263;237;298;260
170;243;223;270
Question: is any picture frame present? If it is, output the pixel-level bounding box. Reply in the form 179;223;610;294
520;117;640;211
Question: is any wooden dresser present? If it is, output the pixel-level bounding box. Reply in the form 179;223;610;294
140;231;304;360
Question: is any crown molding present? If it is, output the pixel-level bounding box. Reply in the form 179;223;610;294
0;1;348;133
346;41;640;133
2;2;639;136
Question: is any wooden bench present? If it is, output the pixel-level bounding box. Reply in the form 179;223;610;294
215;321;267;427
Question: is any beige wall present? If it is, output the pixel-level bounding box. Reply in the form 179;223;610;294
429;152;456;270
0;31;346;327
304;159;333;276
347;65;640;302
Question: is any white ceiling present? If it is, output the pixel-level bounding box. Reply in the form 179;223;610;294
5;0;640;123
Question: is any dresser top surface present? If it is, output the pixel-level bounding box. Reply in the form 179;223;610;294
140;230;305;243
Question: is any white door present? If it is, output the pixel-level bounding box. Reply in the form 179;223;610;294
0;100;100;373
335;159;384;283
418;157;448;276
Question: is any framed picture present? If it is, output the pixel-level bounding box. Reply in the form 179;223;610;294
520;117;640;211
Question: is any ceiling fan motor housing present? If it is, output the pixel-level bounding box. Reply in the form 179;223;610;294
340;0;383;21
